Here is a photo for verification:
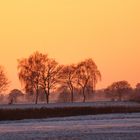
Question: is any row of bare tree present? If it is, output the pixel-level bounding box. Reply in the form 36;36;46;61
0;51;140;104
0;81;140;104
17;51;101;104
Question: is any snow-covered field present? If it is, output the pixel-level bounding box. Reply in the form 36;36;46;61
0;113;140;140
0;101;140;109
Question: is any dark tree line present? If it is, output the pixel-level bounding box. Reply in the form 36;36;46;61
18;51;101;104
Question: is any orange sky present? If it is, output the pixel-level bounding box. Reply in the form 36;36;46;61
0;0;140;92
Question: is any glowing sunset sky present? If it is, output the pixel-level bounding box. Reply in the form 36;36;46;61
0;0;140;91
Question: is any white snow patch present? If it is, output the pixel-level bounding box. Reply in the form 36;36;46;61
0;113;140;140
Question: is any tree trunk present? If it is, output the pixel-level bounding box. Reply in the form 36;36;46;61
35;90;39;104
44;90;48;104
46;94;49;104
82;88;86;103
45;91;49;104
119;92;122;101
46;88;50;104
70;86;74;103
71;90;74;103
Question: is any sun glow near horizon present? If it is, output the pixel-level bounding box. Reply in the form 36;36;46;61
0;0;140;91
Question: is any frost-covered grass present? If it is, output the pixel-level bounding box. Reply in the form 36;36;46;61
0;113;140;140
0;101;140;109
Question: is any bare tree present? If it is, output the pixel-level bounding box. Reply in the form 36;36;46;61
18;52;62;104
60;65;76;102
40;58;63;104
18;52;45;104
76;59;101;102
0;66;9;93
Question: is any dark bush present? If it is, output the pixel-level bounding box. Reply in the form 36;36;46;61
0;106;140;121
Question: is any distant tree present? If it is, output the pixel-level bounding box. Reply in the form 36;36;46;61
106;81;132;101
57;86;71;103
8;89;24;104
60;65;77;102
105;87;117;101
38;88;46;102
18;51;46;104
0;66;9;93
76;59;101;102
136;83;140;90
131;83;140;102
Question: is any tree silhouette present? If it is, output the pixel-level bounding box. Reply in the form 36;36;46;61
40;58;63;104
0;66;9;93
76;59;101;102
136;83;140;90
18;52;45;104
60;65;77;102
18;52;62;104
8;89;24;104
18;52;102;103
131;83;140;102
107;81;132;101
